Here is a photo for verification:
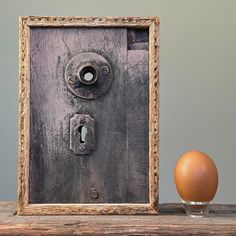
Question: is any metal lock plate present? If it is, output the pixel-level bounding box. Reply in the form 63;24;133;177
70;114;95;155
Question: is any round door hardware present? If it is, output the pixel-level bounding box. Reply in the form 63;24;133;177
65;52;113;99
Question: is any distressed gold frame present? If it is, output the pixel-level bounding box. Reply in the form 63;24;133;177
18;16;159;215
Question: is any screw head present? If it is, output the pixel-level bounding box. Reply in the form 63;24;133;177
68;76;78;88
79;144;86;151
90;188;99;199
79;117;86;124
101;65;109;75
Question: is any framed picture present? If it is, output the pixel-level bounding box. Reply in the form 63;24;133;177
18;16;159;215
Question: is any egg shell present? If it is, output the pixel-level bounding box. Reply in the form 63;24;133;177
174;151;218;202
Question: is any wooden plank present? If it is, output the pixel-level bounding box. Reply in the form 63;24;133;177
29;27;151;204
125;49;149;202
1;202;236;235
29;27;128;204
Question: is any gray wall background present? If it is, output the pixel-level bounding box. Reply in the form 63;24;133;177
0;0;235;203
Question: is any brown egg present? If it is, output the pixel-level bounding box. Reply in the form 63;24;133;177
174;151;218;202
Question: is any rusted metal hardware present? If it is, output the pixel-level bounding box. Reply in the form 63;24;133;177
90;187;99;200
65;52;113;99
70;114;95;155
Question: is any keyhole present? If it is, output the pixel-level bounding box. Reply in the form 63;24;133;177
78;125;87;143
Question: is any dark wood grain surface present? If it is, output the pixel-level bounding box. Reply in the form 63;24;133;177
29;27;149;204
1;202;236;235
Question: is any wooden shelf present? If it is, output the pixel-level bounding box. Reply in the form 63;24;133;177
0;202;236;235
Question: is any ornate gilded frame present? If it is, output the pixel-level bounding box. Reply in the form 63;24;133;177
18;16;159;215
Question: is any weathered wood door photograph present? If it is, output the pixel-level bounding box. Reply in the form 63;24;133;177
18;16;159;215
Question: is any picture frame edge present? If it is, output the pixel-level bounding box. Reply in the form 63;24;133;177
17;16;160;215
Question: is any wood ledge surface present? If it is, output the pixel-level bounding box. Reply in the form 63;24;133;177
0;202;236;235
